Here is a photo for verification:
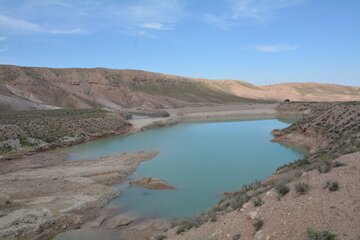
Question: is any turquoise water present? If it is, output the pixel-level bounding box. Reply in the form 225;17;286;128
64;119;303;219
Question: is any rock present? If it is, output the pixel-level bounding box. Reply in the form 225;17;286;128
129;177;175;190
232;233;241;240
0;194;11;207
246;210;258;220
0;208;55;240
106;214;137;229
129;219;171;231
88;215;108;228
211;229;223;239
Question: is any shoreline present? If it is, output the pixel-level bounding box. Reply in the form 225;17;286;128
0;103;307;240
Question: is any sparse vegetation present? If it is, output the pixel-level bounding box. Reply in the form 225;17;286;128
175;218;200;234
317;161;332;173
295;182;310;195
0;109;127;153
252;197;264;207
333;161;346;168
325;180;339;192
253;218;264;231
307;228;336;240
275;183;290;196
155;235;167;240
275;102;360;174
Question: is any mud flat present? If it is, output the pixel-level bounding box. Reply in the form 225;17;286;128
0;151;157;240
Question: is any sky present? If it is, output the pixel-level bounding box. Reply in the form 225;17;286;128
0;0;359;86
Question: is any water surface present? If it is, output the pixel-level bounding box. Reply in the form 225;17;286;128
65;119;303;218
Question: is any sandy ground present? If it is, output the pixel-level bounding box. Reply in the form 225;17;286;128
167;151;360;240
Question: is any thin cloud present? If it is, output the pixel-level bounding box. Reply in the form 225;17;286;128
254;44;298;53
140;22;173;30
0;14;41;33
0;36;8;41
109;0;184;34
0;0;185;37
207;0;304;29
0;14;86;35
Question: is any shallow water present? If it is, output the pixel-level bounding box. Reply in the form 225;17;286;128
64;119;303;219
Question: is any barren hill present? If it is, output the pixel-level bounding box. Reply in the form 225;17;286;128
0;65;359;111
218;80;360;102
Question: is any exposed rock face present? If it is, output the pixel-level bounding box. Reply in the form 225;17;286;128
106;215;138;229
129;177;175;190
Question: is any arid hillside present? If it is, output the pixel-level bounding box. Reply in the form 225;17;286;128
219;80;360;102
1;65;359;111
0;65;256;111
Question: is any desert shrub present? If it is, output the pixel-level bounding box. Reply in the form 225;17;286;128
252;197;264;207
333;161;346;168
295;182;310;195
275;183;290;196
307;228;336;240
240;179;262;192
326;181;339;192
253;218;264;231
317;161;332;173
207;209;217;222
229;193;250;210
176;220;193;234
155;235;167;240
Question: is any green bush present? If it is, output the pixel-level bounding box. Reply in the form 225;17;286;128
295;182;310;195
307;228;336;240
275;183;290;196
253;218;264;231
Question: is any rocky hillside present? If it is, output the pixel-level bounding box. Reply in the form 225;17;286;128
273;102;360;162
1;65;359;111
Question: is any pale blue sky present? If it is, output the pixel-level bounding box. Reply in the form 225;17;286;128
0;0;359;85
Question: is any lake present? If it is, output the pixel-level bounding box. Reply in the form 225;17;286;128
64;119;303;219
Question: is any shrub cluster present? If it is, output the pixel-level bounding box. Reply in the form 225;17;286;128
294;182;310;195
307;228;336;240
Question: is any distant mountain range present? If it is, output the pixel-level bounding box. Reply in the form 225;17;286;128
1;65;359;110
